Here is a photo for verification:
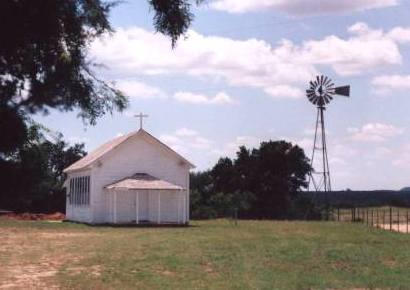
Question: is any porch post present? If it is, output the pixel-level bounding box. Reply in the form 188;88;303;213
157;191;161;224
135;191;139;224
177;191;181;224
183;193;186;223
113;191;117;224
109;192;112;223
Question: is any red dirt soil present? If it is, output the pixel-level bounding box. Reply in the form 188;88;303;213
0;212;65;221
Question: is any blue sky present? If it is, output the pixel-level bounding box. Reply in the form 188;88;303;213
35;0;410;190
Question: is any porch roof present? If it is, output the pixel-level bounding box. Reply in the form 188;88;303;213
104;173;184;191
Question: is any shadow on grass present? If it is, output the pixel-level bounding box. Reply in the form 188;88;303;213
63;220;198;228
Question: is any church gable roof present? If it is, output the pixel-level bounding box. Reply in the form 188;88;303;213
63;129;195;173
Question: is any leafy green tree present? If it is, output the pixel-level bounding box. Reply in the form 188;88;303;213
244;141;311;218
0;124;86;212
190;140;311;219
0;0;201;154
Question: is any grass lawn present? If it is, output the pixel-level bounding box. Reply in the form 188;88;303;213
1;219;410;289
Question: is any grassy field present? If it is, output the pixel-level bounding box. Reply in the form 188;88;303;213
1;219;410;289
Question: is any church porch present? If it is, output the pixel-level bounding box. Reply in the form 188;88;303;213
105;173;188;225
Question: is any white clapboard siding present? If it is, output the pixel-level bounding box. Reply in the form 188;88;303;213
90;132;190;223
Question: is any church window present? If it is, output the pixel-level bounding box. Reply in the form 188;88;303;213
69;176;90;206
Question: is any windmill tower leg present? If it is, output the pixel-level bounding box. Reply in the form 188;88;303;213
308;106;331;220
305;75;349;220
308;108;320;192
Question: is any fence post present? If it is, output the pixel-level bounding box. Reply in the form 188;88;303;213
366;210;369;226
337;208;340;222
371;210;374;228
362;209;365;224
407;210;409;234
234;208;238;226
390;207;392;231
376;209;379;229
397;209;400;232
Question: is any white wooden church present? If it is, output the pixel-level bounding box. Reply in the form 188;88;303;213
63;116;194;225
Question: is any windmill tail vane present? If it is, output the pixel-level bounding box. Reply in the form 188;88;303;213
334;85;350;97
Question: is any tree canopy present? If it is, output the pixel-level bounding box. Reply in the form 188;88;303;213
0;0;200;155
0;124;86;212
191;140;312;219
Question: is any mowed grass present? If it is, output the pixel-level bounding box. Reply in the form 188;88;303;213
1;219;410;289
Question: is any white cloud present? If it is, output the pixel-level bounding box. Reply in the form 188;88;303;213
175;128;198;137
116;80;166;99
91;23;410;99
372;74;410;93
159;128;213;153
90;27;315;99
211;136;262;158
297;23;403;75
173;91;234;105
210;0;398;15
226;136;260;151
263;85;304;99
348;123;404;142
387;27;410;43
115;79;235;105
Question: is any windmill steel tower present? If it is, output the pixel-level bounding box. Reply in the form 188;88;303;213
306;75;350;214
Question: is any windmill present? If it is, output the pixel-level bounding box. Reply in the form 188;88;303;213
306;75;350;217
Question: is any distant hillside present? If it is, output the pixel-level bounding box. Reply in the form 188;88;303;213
400;187;410;192
303;190;410;208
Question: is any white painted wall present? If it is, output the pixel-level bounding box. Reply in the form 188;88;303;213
90;132;190;223
65;169;92;223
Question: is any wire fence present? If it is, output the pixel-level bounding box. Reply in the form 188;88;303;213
333;207;410;233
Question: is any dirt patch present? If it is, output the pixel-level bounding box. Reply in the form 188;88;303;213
65;265;102;277
152;267;176;277
0;253;85;289
382;258;397;268
0;212;65;221
201;262;217;275
1;260;63;289
0;225;88;289
40;232;89;238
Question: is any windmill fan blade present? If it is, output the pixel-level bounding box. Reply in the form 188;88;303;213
335;85;350;97
316;76;320;85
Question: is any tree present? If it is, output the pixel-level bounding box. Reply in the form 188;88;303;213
242;141;311;218
0;0;200;154
190;140;311;219
0;124;86;212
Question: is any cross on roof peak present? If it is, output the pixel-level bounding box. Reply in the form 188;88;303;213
134;113;148;130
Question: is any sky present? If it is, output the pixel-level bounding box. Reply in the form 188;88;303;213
34;0;410;190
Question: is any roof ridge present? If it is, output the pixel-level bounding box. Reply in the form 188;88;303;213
63;129;195;173
63;130;139;172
